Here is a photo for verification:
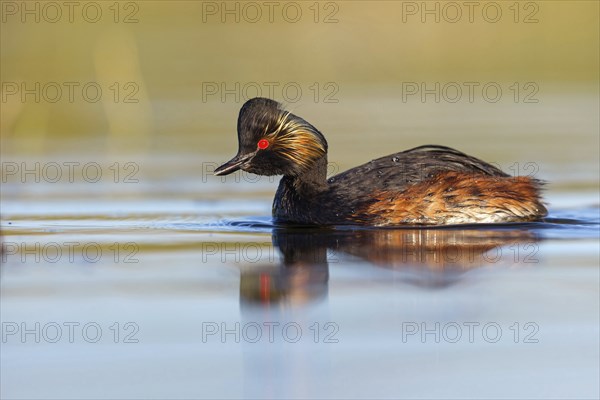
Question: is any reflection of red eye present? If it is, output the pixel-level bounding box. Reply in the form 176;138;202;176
257;139;269;150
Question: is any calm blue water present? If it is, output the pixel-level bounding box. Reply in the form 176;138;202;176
1;187;599;399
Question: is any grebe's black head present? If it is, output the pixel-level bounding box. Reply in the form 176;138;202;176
214;98;328;177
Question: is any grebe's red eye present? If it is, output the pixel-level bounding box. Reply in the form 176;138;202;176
257;139;269;150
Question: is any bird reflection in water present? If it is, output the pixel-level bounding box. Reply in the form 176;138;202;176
239;226;540;307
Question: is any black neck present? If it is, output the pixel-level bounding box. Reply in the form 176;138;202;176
288;155;328;193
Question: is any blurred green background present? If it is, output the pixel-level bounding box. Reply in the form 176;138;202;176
1;0;598;176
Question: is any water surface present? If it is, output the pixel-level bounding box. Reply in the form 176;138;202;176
1;153;598;399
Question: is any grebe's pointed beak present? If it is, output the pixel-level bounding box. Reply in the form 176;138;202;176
214;152;254;176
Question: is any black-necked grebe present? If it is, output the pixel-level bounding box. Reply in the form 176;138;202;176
214;97;547;226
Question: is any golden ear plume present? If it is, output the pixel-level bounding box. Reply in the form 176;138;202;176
263;111;326;172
